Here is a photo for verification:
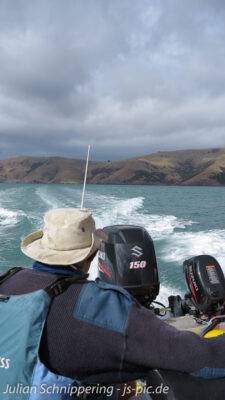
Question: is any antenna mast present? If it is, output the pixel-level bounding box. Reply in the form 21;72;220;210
81;145;91;209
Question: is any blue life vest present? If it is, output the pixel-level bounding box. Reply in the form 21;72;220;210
0;267;87;400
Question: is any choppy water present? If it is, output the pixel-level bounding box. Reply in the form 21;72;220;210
0;183;225;302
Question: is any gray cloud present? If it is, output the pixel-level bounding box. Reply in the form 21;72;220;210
0;0;225;160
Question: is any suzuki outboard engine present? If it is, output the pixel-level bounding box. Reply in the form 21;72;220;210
98;225;159;306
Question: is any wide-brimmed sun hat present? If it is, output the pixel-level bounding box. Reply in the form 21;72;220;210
21;208;106;266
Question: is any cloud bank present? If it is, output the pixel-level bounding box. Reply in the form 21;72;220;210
0;0;225;160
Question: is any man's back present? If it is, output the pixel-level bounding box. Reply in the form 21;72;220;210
1;267;225;385
0;268;130;383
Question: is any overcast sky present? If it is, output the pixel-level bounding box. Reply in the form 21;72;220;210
0;0;225;160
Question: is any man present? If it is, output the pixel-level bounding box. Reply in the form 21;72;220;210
0;207;225;397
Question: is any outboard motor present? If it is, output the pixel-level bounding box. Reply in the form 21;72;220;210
183;255;225;317
169;255;225;318
98;225;159;306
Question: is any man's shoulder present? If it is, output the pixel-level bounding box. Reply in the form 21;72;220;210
0;267;58;295
92;278;133;299
73;279;134;333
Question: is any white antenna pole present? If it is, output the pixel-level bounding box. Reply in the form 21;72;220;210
81;145;91;209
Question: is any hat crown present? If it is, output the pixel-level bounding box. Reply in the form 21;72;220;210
42;208;95;251
21;207;106;265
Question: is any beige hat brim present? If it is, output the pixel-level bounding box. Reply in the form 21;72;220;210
21;229;107;266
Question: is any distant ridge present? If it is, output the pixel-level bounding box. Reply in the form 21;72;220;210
0;148;225;186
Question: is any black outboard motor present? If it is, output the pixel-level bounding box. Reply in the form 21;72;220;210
169;255;225;318
98;225;159;306
183;255;225;317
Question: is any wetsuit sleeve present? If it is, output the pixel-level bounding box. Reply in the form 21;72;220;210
123;302;225;375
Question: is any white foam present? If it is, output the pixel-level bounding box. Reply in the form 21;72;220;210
156;284;184;305
35;186;110;210
35;187;62;209
0;207;19;226
89;254;99;281
162;229;225;272
94;196;193;240
34;190;193;243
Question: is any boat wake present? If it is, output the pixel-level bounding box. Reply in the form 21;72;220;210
0;207;21;227
162;229;225;272
94;196;193;241
0;184;224;301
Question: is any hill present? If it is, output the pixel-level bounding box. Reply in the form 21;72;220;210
0;148;225;185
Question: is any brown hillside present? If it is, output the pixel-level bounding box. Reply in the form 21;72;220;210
0;149;225;185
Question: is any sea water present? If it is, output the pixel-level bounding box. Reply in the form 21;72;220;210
0;183;225;302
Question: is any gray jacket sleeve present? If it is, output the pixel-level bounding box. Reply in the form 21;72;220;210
123;302;225;374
